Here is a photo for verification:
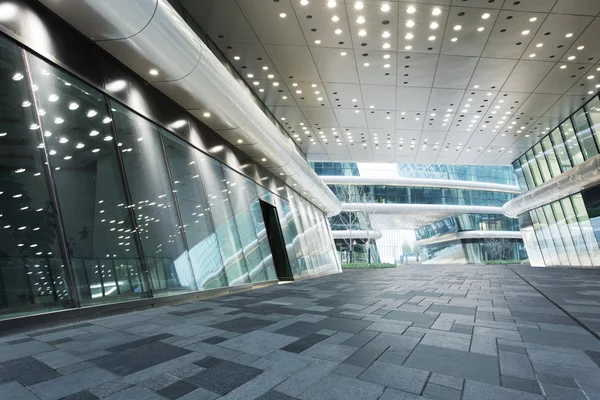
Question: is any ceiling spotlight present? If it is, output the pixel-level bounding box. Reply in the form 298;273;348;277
358;29;367;36
355;1;364;10
268;74;274;79
536;43;543;47
521;30;530;35
149;69;159;76
428;35;436;41
279;12;286;18
357;16;365;24
203;112;211;117
381;3;390;12
529;53;536;58
341;51;347;56
430;22;438;29
273;82;279;86
331;15;339;22
529;17;537;22
432;7;441;16
363;62;370;67
253;81;259;85
588;75;595;80
482;13;490;19
560;65;567;69
383;54;390;59
237;139;244;143
405;45;412;50
454;25;461;31
315;39;321;44
405;33;413;39
327;0;336;8
568;55;576;60
577;45;585;50
565;33;573;38
382;43;391;49
384;64;390;68
247;73;254;78
407;5;416;14
451;37;457;42
477;27;484;32
233;56;240;60
382;31;390;38
406;20;415;28
335;28;342;34
300;0;308;5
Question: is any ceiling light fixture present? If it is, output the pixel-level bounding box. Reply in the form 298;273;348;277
335;28;342;34
279;13;286;18
428;35;436;41
405;33;413;39
432;7;441;16
406;20;415;28
381;3;390;12
529;17;537;22
430;22;438;29
477;27;484;32
341;51;347;56
327;0;336;8
482;13;490;19
451;37;457;42
407;5;416;14
355;1;363;10
521;30;530;35
315;39;321;44
577;45;585;50
454;25;461;31
149;69;159;76
358;29;367;36
300;0;308;5
332;15;339;22
382;31;390;38
357;16;365;24
565;33;573;38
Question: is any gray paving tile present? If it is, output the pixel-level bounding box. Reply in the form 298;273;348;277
378;388;423;399
519;328;600;350
359;361;429;394
541;383;589;400
186;359;263;395
210;317;275;333
103;386;162;400
30;367;118;400
428;305;476;316
219;331;298;356
423;383;461;400
429;373;464;391
463;380;544;400
0;356;60;385
315;317;373;334
384;311;438;325
157;380;198;399
274;322;321;338
0;381;39;400
252;350;312;375
274;359;338;397
256;391;299;400
420;333;470;351
301;343;357;362
405;345;499;385
499;350;535;380
332;363;365;378
300;373;384;400
501;376;542;395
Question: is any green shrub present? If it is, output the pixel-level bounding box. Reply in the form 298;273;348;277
342;263;396;269
485;260;523;265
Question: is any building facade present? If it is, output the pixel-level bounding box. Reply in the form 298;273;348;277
507;95;600;267
0;0;339;326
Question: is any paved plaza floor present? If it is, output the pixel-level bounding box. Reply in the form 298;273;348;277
2;265;600;400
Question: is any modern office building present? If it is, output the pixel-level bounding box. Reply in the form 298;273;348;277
2;0;600;331
313;162;525;264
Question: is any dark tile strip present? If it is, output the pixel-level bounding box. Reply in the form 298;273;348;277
106;333;174;352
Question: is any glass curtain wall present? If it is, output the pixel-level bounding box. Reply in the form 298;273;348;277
0;35;339;320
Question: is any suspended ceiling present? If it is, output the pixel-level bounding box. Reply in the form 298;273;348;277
178;0;600;165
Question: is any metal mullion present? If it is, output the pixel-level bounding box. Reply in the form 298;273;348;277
22;51;81;310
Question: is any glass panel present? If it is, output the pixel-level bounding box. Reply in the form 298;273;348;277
585;96;600;149
0;37;73;319
541;136;561;178
517;214;545;267
512;161;527;193
571;194;600;266
532;208;561;266
525;149;543;187
550;129;572;173
533;143;551;183
550;202;580;266
198;156;250;285
561;119;585;166
110;102;196;295
519;156;535;190
161;133;227;290
542;205;570;265
572;109;598;160
559;198;592;266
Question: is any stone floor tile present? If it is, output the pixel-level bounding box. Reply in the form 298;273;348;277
219;331;298;356
423;383;461;400
429;373;464;391
157;380;198;399
541;383;589;400
359;361;429;394
384;311;439;325
420;333;470;351
251;350;312;375
501;375;542;395
256;390;300;400
463;380;544;400
0;381;39;400
332;363;365;377
89;379;133;398
299;373;384;400
281;333;328;353
301;342;357;362
315;317;373;334
30;367;118;400
274;359;338;397
185;359;263;395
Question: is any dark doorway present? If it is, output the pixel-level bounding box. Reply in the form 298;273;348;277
260;201;294;281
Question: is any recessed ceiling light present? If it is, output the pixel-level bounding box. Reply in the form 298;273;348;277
529;53;536;58
560;65;567;69
577;45;585;50
203;112;211;117
432;7;441;16
428;35;436;41
588;75;595;80
382;43;391;49
477;27;484;32
383;54;390;59
296;90;302;94
341;51;347;56
292;83;298;86
331;15;339;22
566;33;573;38
407;5;416;14
247;74;254;78
405;33;413;39
482;13;490;19
521;30;530;35
268;74;274;79
327;0;336;8
335;28;342;34
273;82;279;86
406;20;415;28
382;31;390;38
279;12;286;18
568;55;576;60
233;56;240;60
405;45;412;50
149;69;159;76
384;64;390;68
282;96;287;99
529;17;537;22
363;62;370;67
357;16;365;24
314;39;321;44
430;22;438;29
237;139;244;143
253;81;259;85
381;3;390;12
454;25;461;31
536;43;543;47
300;0;308;5
358;29;367;36
451;37;457;42
262;66;269;70
355;1;363;10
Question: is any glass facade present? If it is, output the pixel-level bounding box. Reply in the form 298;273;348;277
513;94;600;192
328;185;515;207
309;162;360;176
0;35;339;320
396;164;517;185
512;94;600;267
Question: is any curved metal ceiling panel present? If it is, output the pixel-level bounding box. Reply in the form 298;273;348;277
415;230;523;246
39;0;341;215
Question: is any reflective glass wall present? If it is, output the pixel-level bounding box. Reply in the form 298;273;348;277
0;35;339;320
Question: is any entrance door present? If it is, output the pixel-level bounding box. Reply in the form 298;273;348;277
260;201;294;280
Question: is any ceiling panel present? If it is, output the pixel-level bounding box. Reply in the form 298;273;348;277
183;0;600;165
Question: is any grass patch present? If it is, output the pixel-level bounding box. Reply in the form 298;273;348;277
342;263;396;269
485;260;524;265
